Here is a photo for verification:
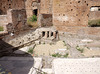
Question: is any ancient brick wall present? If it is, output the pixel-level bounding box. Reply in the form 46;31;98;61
0;0;25;15
52;0;100;35
25;0;38;18
40;0;52;14
88;0;100;20
89;11;100;20
53;0;89;28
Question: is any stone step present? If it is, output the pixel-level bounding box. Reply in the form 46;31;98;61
86;41;100;50
42;68;53;74
28;57;42;74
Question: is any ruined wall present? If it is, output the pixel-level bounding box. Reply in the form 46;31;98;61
0;9;12;35
52;0;100;36
0;0;25;15
38;0;53;26
0;9;27;36
53;0;89;28
40;14;52;26
25;0;38;18
8;9;27;33
88;0;100;20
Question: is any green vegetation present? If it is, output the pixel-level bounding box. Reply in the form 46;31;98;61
52;53;69;58
0;26;3;31
63;41;66;46
42;24;46;27
66;44;71;50
27;15;38;28
76;45;84;53
52;53;62;57
42;72;46;74
28;47;34;54
63;53;69;58
28;15;37;22
63;41;71;50
88;19;100;27
43;42;45;44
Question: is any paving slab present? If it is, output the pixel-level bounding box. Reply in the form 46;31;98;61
53;58;100;74
0;56;34;74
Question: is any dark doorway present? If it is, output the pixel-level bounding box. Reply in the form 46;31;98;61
42;31;45;37
0;9;3;15
33;9;38;16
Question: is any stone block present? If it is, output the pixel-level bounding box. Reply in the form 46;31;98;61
35;40;40;45
42;68;53;74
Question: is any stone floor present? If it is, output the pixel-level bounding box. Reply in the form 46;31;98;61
53;58;100;74
34;41;67;56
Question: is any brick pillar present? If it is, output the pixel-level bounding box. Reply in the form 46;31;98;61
53;31;56;39
49;31;51;37
44;31;47;38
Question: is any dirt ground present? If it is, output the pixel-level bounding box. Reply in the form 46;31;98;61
34;40;100;58
83;48;100;57
34;41;67;56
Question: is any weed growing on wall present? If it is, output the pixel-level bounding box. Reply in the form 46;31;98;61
29;15;37;22
0;26;3;31
27;15;38;28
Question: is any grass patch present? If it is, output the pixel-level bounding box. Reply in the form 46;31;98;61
0;26;3;31
28;15;37;22
63;41;66;46
52;53;69;58
52;53;62;57
76;45;84;53
88;19;100;27
63;53;69;58
43;42;45;44
28;47;34;54
27;15;38;28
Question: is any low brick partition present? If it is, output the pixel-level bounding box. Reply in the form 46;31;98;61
56;26;100;36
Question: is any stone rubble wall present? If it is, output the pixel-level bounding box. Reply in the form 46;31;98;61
4;27;57;47
40;14;53;27
11;9;27;33
7;30;40;47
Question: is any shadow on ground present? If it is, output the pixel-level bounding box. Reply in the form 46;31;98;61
0;39;34;74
